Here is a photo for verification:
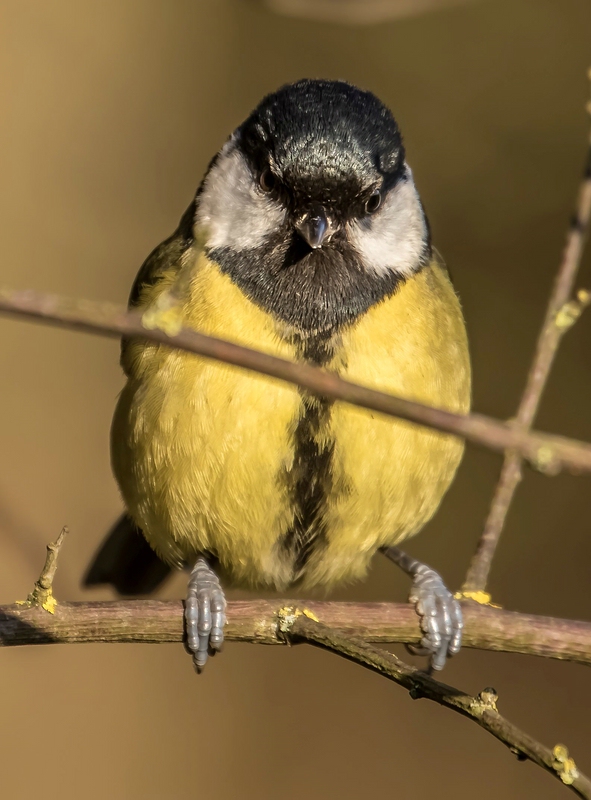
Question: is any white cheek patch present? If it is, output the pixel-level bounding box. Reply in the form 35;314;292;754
348;166;428;278
195;141;287;251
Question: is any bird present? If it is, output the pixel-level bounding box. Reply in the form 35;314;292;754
85;79;471;672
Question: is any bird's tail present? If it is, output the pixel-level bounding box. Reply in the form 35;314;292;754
84;514;172;596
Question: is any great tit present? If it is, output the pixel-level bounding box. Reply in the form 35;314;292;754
85;79;471;671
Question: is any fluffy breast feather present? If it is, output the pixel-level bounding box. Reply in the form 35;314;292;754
301;260;470;589
112;251;470;591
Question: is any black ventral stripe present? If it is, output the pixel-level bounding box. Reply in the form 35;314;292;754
281;334;336;579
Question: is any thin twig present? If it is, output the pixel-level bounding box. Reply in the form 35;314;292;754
20;526;69;614
285;614;591;799
1;599;591;665
2;290;591;474
462;112;591;595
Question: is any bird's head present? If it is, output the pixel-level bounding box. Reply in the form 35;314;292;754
194;79;430;335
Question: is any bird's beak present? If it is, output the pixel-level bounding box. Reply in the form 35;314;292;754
295;205;331;249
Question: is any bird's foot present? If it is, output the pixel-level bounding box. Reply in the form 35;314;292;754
381;546;462;672
185;556;226;672
407;562;462;671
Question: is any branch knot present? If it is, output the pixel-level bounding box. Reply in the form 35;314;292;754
276;605;320;639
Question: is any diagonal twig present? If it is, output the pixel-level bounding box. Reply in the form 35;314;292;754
284;613;591;799
462;92;591;596
2;289;591;474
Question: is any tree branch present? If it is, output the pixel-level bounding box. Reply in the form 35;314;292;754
3;594;590;795
463;101;591;595
20;526;68;613
2;288;591;474
5;540;591;799
285;614;591;799
1;598;591;665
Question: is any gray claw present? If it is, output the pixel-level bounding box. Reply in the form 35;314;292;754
185;557;227;671
408;563;463;671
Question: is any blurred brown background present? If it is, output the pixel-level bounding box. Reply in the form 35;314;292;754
1;1;590;798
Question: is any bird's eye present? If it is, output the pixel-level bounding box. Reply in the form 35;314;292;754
259;169;276;193
365;191;382;214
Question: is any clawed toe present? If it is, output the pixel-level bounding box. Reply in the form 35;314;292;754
185;557;227;672
381;547;462;671
409;564;463;671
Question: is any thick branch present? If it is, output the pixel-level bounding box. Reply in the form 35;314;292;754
287;615;591;799
2;290;591;474
1;599;591;665
463;130;591;594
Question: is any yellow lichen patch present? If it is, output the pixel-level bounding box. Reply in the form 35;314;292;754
142;305;184;337
41;593;57;614
552;744;579;785
454;590;502;608
533;445;558;475
14;590;57;613
555;288;591;331
301;608;320;623
142;284;185;336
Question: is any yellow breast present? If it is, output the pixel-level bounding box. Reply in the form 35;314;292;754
305;261;470;588
111;251;470;591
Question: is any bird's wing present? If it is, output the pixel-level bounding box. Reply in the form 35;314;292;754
120;199;196;370
128;198;196;309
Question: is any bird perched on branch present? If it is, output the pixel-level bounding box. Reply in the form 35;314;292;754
85;79;471;672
